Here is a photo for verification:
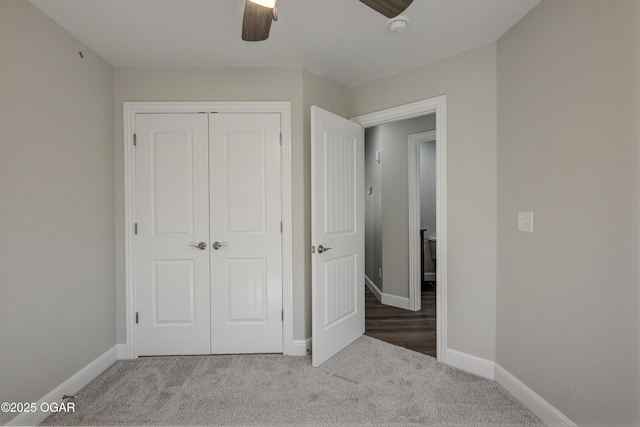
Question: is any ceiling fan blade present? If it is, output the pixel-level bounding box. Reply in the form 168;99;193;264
359;0;414;18
242;0;273;41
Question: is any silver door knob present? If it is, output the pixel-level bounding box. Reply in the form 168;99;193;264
317;244;332;254
189;242;207;250
212;241;229;250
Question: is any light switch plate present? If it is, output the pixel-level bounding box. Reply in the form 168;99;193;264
518;212;533;232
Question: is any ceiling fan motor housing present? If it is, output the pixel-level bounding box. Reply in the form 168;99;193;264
387;16;409;33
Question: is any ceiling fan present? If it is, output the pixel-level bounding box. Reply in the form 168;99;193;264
242;0;414;41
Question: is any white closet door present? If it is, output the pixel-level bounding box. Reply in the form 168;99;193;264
209;113;283;354
134;113;211;356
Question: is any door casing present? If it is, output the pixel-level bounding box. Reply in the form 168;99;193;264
408;130;437;312
351;95;447;362
123;101;293;359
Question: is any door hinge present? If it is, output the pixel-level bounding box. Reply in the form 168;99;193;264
134;223;138;235
280;221;283;233
136;312;139;324
133;133;137;146
281;309;284;321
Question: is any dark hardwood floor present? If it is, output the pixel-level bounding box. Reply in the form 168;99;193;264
364;283;436;357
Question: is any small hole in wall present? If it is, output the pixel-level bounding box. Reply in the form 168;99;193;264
79;51;84;58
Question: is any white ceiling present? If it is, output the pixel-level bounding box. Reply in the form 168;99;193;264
28;0;540;88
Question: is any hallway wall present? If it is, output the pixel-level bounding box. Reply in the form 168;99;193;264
364;116;435;299
420;140;437;276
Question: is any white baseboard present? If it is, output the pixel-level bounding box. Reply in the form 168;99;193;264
116;343;128;360
495;364;577;427
365;275;411;310
423;272;436;281
8;345;119;426
446;348;495;380
443;351;575;425
381;293;410;310
290;338;312;357
364;275;381;300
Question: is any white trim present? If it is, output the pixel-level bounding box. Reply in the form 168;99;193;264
381;293;410;310
291;338;312;357
364;274;382;301
408;130;436;312
7;346;118;426
352;96;448;363
423;272;436;281
123;101;294;358
116;344;128;360
495;364;577;427
446;348;495;380
352;99;444;127
366;275;411;311
443;350;577;426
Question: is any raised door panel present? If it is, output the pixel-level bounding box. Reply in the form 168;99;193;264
151;132;196;236
226;131;266;234
153;260;196;324
227;258;267;322
323;130;357;236
323;255;357;329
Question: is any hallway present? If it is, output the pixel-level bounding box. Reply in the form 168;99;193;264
364;285;436;357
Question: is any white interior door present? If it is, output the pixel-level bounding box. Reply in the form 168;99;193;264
134;113;211;356
311;106;365;367
209;113;283;354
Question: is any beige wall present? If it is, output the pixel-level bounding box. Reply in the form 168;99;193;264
364;126;384;291
364;116;436;299
352;44;498;361
379;116;435;299
0;1;115;424
496;0;639;423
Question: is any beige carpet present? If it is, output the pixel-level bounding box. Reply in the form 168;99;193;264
41;336;543;426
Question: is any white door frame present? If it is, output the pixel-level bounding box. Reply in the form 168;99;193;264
351;95;447;362
408;130;436;312
123;101;293;359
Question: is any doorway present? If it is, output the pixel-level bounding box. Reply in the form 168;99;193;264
351;96;447;362
362;117;435;356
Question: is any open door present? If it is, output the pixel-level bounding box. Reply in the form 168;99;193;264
311;106;365;367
